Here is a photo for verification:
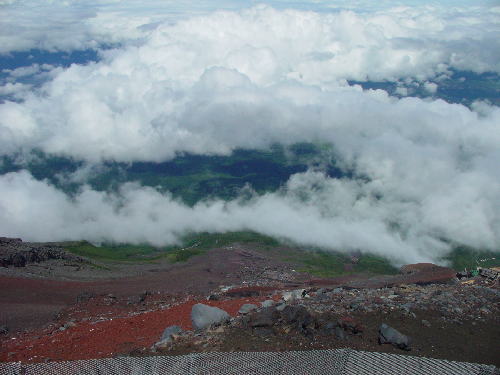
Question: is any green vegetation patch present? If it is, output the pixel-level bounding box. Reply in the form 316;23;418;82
286;249;398;278
164;248;206;263
164;231;282;263
64;231;282;264
296;251;347;277
178;231;281;250
63;231;400;277
443;246;500;271
355;254;399;275
63;241;164;262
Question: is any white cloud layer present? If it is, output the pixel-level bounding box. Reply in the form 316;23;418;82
1;3;499;160
1;169;498;265
1;2;499;263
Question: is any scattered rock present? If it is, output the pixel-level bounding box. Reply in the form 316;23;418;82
0;237;84;268
337;316;363;334
275;303;287;312
63;322;76;329
247;307;279;328
319;320;336;334
211;326;225;334
421;319;431;327
161;325;183;342
261;300;275;308
282;292;294;302
238;304;258;314
379;323;411;350
282;289;306;302
127;294;146;305
76;291;94;303
281;305;314;330
334;326;346;340
479;268;500;280
0;325;8;335
479;307;491;314
12;253;27;267
191;304;230;330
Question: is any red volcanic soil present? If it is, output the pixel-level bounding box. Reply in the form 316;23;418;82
0;297;276;363
0;247;298;332
0;246;292;364
1;246;468;366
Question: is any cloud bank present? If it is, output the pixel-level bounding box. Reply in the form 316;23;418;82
0;2;499;264
1;4;499;161
2;168;497;265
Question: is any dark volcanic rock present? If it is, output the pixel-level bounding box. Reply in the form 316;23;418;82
0;325;8;335
76;291;95;303
337;316;363;334
0;237;84;267
247;307;279;328
334;326;346;340
12;253;27;267
280;305;314;330
0;237;22;244
379;323;411;350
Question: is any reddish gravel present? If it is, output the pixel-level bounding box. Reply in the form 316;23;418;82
0;297;273;363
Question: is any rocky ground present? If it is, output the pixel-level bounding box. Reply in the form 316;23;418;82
0;239;499;367
0;237;84;269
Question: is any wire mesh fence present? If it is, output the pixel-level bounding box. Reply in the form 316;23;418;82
2;349;498;375
0;361;21;375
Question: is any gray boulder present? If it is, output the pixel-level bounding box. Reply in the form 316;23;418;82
191;303;230;330
152;325;183;350
379;323;411;350
161;325;182;341
239;304;258;314
275;303;287;311
248;307;279;328
281;305;315;333
261;300;275;308
282;289;306;302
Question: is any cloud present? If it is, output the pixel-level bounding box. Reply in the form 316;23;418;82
423;81;438;94
1;2;499;77
0;82;32;100
0;0;252;54
4;168;495;265
0;2;499;263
